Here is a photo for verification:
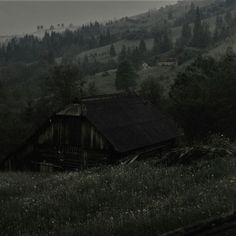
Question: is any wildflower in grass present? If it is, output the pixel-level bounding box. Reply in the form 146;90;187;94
110;216;114;223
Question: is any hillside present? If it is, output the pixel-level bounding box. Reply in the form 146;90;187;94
0;155;236;235
71;0;230;62
84;64;179;96
1;0;236;158
64;0;236;95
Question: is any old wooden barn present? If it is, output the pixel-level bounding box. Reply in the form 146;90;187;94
1;94;178;171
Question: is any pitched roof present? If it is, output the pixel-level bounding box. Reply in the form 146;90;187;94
57;94;178;153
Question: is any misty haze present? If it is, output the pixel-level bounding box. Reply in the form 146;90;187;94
0;1;175;36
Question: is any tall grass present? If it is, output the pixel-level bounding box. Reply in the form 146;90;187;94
0;157;236;235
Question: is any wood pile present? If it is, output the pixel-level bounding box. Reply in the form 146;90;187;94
159;144;236;165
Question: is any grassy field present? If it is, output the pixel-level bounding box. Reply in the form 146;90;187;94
206;34;236;58
76;38;154;63
0;156;236;235
84;63;179;96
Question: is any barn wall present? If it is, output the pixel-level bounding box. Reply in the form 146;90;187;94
33;116;112;169
81;119;110;151
37;116;81;147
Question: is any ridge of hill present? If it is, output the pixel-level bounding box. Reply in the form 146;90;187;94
1;0;236;157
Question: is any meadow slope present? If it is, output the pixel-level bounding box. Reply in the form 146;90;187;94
0;157;236;235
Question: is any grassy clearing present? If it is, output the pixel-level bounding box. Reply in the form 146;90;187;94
206;34;236;59
85;64;179;95
0;157;236;235
76;38;154;63
85;69;117;94
138;65;179;96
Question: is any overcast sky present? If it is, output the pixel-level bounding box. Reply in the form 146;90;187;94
0;0;177;35
2;0;170;1
0;0;176;2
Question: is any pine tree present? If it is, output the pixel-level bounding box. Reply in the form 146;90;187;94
190;2;195;15
106;29;111;44
192;7;203;48
191;7;210;48
140;76;163;104
202;22;211;47
188;2;196;22
87;81;98;96
152;29;172;54
225;10;233;26
82;55;90;75
216;15;223;28
160;29;173;53
126;47;132;60
213;27;219;42
214;15;224;42
225;0;235;6
110;44;116;57
139;39;147;54
131;47;142;69
48;65;81;106
181;22;192;46
115;60;137;91
152;37;161;54
118;45;127;62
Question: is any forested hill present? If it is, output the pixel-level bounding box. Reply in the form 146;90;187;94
0;0;235;65
1;0;236;158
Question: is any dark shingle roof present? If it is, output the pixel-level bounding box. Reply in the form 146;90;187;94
57;94;178;153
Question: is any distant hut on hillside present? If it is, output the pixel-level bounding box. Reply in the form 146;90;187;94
1;94;178;171
157;58;178;67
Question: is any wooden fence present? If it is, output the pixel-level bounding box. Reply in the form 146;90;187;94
161;212;236;236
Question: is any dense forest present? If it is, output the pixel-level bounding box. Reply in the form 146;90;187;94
0;0;236;159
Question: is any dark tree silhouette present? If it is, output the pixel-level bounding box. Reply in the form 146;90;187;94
48;65;82;106
118;45;127;62
139;39;147;54
110;44;116;57
115;60;137;91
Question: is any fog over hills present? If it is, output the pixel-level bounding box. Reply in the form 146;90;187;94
0;1;177;36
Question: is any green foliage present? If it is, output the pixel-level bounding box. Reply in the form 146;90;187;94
170;53;236;140
173;2;195;27
118;45;127;62
225;10;233;26
176;23;192;50
139;39;147;55
0;22;114;65
129;47;143;69
115;61;138;91
48;65;82;106
162;136;236;165
225;0;236;6
0;62;51;157
87;81;98;96
206;134;233;151
213;11;235;42
191;7;211;48
181;23;192;46
99;29;112;47
0;157;236;235
153;28;173;54
139;76;163;104
177;47;201;65
109;44;116;57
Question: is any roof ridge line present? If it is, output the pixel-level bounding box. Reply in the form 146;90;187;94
81;92;138;102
